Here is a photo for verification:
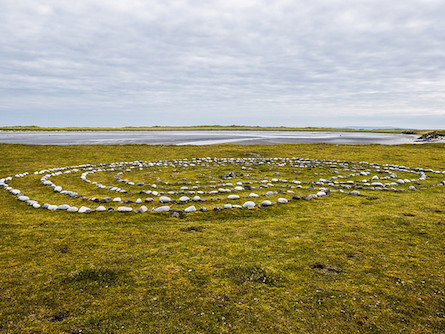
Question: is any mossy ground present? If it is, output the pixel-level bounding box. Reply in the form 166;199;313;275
0;143;444;333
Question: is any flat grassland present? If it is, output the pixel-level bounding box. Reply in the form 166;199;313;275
0;143;444;333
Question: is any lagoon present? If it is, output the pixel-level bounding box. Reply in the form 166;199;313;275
0;130;421;145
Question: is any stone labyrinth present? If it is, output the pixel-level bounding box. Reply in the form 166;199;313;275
1;157;444;215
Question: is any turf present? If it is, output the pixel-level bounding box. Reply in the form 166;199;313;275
0;143;444;333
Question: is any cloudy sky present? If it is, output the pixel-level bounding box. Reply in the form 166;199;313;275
1;0;444;128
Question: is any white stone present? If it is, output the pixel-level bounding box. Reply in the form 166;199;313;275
408;185;416;191
138;205;148;213
192;196;201;201
136;198;142;203
18;195;30;202
54;186;62;192
224;204;233;209
277;198;288;204
184;205;197;213
57;204;70;210
243;201;256;209
234;186;243;191
179;196;190;202
227;194;240;200
32;203;41;209
113;197;122;202
249;193;259;197
47;205;58;210
159;196;171;203
78;206;92;213
155;205;170;212
96;206;107;212
117;206;133;212
261;200;272;206
371;182;383;187
350;190;361;196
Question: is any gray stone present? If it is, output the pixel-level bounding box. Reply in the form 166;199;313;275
261;200;272;206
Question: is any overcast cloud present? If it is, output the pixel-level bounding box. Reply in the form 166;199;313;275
1;0;444;128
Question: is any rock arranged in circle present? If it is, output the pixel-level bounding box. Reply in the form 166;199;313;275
1;157;444;215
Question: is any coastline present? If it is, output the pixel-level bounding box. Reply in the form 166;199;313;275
0;129;438;145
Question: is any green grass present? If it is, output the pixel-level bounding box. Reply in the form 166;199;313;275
1;125;443;135
0;143;444;333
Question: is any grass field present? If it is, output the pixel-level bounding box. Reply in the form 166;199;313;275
0;143;444;333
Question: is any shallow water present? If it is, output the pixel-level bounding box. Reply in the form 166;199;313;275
0;130;421;145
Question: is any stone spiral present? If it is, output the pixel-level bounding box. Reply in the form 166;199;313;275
1;157;444;214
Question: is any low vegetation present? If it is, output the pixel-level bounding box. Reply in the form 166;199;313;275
0;143;444;333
